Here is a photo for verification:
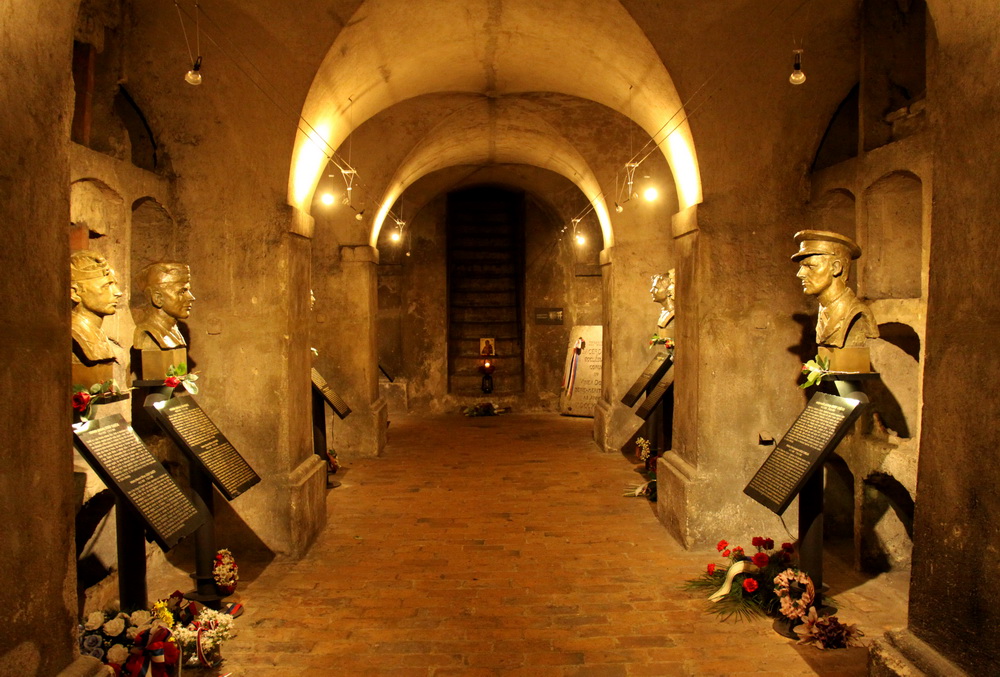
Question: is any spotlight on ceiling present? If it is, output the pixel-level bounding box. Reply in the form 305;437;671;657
320;193;335;206
575;234;586;245
390;230;401;242
789;49;806;85
185;56;203;86
643;186;659;202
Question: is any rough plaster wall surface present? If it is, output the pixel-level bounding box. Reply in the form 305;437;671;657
0;2;81;675
907;2;1000;672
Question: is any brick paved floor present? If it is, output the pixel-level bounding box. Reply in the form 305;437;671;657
174;413;908;676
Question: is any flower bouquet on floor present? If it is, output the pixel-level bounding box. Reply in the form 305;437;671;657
173;606;236;668
624;437;657;500
684;537;798;620
213;548;239;596
78;606;179;676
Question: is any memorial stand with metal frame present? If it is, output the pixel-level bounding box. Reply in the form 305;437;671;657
744;372;878;638
622;352;674;455
143;390;261;610
73;407;207;612
311;367;353;488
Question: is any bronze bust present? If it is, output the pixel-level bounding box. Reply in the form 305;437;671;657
71;250;122;364
650;270;675;331
792;230;878;349
133;262;194;351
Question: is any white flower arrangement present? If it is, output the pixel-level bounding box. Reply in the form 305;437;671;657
213;548;239;589
174;607;236;666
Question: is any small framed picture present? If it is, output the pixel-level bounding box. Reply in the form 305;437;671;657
480;338;496;356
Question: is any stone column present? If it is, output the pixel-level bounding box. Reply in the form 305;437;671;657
868;3;1000;674
319;245;387;459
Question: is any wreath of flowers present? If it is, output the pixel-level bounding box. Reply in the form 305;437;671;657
774;568;816;619
213;549;238;589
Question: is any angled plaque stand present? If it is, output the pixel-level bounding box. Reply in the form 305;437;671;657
144;393;260;608
73;414;206;611
311;368;352;487
621;353;672;408
623;353;674;456
745;376;875;615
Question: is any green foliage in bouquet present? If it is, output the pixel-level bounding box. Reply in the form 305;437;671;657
684;537;798;621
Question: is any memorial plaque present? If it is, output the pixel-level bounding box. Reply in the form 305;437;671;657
534;307;564;325
635;367;675;419
147;396;260;500
744;392;865;514
559;325;603;417
73;415;205;550
311;368;352;419
621;353;673;407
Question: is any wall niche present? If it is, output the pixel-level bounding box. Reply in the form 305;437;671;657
861;171;922;300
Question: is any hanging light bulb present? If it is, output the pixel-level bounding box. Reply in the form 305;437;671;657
390;230;401;242
355;208;365;221
184;56;203;86
614;202;624;213
789;49;806;85
575;234;586;245
320;193;335;206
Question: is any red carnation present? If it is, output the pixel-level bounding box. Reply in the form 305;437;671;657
764;538;775;550
164;376;181;388
723;549;731;557
742;578;759;593
752;552;770;568
72;391;91;412
732;546;744;554
707;563;716;574
751;536;764;548
782;542;795;552
716;539;728;552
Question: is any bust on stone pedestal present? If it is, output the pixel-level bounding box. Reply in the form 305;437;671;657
133;262;194;379
792;230;878;371
71;250;122;385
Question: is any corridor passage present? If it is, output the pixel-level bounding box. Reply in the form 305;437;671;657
199;414;895;676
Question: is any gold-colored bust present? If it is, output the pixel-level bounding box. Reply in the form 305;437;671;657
650;270;676;331
71;250;122;364
792;230;878;352
133;262;194;350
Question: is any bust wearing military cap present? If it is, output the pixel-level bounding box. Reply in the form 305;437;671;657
792;230;878;349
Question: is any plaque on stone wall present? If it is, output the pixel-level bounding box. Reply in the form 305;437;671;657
621;353;673;407
73;415;205;550
311;368;352;419
534;308;564;325
559;325;603;417
146;395;260;500
635;367;675;420
744;392;865;514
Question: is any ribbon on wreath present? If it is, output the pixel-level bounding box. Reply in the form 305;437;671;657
192;617;222;667
562;337;585;397
123;625;178;677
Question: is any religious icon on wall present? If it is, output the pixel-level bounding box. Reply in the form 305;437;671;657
480;338;495;356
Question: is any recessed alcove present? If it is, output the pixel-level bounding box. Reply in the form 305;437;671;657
861;471;915;572
70;178;124;239
861;171;923;300
824;454;856;544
